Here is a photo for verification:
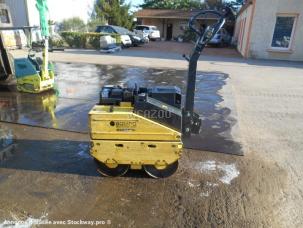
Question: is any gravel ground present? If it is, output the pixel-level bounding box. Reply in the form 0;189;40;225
0;47;302;227
131;41;241;57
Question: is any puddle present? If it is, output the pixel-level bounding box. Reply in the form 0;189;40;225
0;125;16;162
76;143;92;160
0;137;98;177
0;62;242;155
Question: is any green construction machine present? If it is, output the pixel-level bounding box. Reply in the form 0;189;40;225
0;0;55;93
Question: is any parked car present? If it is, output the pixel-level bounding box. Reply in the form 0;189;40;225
132;29;149;42
134;25;161;41
113;26;148;46
96;25;132;47
129;33;149;46
209;28;231;47
96;25;147;47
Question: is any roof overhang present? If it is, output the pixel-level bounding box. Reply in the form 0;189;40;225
136;16;219;20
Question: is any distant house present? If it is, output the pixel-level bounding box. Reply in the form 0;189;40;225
4;0;40;27
234;0;303;61
135;9;234;40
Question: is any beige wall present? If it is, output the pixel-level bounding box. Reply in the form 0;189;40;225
240;0;303;61
167;19;188;39
234;3;254;56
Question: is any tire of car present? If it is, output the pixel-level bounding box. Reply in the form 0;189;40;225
148;36;155;41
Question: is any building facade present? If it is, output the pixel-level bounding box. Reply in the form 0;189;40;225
4;0;39;27
135;9;234;41
234;0;303;61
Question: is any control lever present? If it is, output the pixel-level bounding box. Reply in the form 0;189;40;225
183;7;230;137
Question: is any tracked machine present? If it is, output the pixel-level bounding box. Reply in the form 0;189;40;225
0;0;54;93
89;9;229;178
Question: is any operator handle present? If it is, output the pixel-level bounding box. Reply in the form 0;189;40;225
189;7;230;44
183;8;230;137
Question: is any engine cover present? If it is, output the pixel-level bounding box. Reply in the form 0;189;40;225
99;85;182;131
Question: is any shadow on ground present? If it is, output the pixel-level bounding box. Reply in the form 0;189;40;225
183;73;242;155
0;137;153;178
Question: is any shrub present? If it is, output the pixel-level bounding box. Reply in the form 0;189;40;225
60;32;122;49
49;34;66;47
60;32;86;48
87;33;102;49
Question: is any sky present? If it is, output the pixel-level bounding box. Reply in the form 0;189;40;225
47;0;144;23
48;0;94;23
127;0;144;8
46;0;230;23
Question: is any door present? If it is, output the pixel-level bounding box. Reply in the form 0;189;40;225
166;24;173;40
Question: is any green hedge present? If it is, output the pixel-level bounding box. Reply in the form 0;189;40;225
60;32;122;49
49;36;66;47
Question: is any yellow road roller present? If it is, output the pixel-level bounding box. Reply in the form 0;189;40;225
89;8;229;178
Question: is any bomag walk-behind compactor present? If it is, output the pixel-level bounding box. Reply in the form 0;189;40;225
89;8;230;178
0;0;54;93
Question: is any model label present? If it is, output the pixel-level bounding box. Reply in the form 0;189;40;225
115;121;137;131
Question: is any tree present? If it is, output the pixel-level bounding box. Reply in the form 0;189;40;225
87;18;106;32
205;0;245;12
59;17;86;32
92;0;133;30
140;0;206;9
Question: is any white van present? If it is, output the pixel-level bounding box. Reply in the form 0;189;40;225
134;25;161;41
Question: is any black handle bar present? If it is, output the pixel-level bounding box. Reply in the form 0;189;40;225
183;8;230;137
189;10;224;37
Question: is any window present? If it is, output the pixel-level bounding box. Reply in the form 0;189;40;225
103;27;113;33
135;26;143;31
96;26;112;33
95;26;103;33
0;9;10;23
271;15;297;49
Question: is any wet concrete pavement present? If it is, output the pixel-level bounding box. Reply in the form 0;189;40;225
0;62;242;155
0;122;288;227
0;55;302;227
0;62;245;226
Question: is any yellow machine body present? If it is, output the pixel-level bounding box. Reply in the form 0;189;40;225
16;70;55;94
89;103;183;170
0;21;55;93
